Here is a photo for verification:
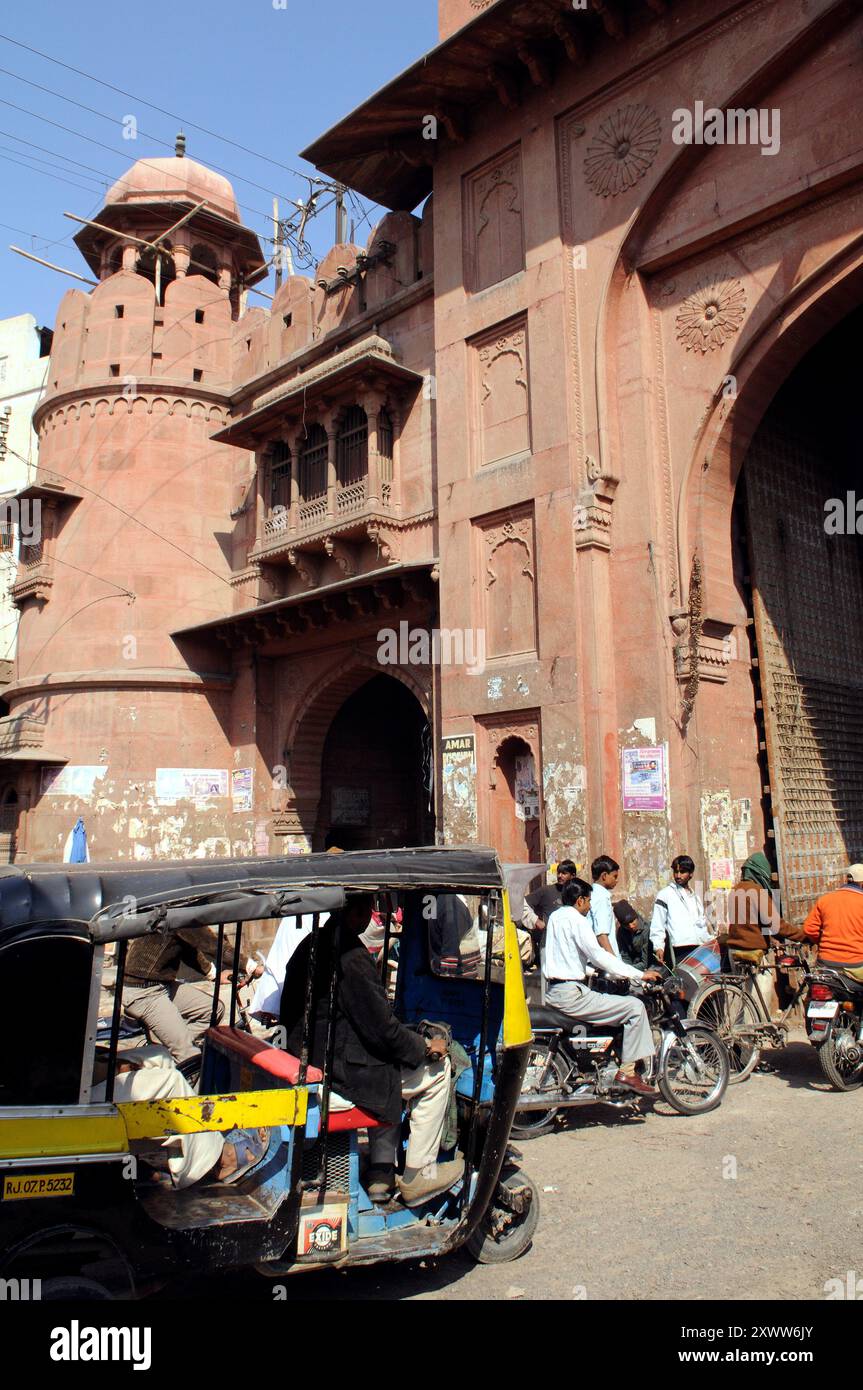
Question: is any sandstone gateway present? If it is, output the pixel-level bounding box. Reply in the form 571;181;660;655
2;0;861;924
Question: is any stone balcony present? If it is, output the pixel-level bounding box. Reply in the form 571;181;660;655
249;476;395;565
11;542;53;606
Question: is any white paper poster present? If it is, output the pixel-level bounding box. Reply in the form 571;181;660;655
155;768;229;803
40;765;108;797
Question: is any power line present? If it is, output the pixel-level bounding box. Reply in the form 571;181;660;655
0;217;72;244
0;65;306;210
0;95;273;227
5;445;242;594
0;148;104;196
0;125;120;183
0;141;107;194
0;31;326;187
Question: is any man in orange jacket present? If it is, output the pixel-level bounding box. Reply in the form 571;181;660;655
803;864;863;978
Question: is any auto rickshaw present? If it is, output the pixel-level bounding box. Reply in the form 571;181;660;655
0;847;538;1297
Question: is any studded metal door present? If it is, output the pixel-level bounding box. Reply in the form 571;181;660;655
745;419;863;924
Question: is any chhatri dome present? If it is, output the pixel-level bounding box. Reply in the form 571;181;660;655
72;134;266;287
104;134;240;224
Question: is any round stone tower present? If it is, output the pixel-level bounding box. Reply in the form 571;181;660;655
6;141;266;861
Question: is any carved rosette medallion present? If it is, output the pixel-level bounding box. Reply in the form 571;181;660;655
676;276;746;353
584;105;661;197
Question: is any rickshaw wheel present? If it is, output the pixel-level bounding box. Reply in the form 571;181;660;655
466;1168;540;1264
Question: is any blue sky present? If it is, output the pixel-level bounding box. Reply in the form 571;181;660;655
0;0;438;327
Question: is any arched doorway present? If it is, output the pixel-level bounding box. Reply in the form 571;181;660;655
317;674;433;850
488;734;542;864
737;305;863;920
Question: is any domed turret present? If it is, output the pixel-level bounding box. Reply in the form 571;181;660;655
72;135;265;291
105;154;240;224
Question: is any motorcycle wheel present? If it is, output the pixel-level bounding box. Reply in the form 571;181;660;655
658;1025;729;1115
688;981;761;1083
817;1015;863;1091
511;1043;568;1140
466;1169;540;1264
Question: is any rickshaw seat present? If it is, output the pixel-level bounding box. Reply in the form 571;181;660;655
205;1025;323;1085
323;1104;385;1133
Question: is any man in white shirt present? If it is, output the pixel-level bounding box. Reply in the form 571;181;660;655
544;879;660;1097
250;912;329;1018
589;854;621;958
650;855;711;967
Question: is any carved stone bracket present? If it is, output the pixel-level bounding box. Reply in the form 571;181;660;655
574;466;620;552
366;522;399;564
324;536;358;577
487;64;520;109
552;14;588;65
287;548;321;589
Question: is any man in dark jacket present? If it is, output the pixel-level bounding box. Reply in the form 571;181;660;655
280;893;462;1207
613;900;653;971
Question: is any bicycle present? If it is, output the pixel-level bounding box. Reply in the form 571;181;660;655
686;942;813;1083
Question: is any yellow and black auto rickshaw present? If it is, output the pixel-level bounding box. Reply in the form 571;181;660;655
0;847;538;1297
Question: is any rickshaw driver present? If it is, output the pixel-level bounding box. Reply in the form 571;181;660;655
280;893;464;1207
123;924;262;1065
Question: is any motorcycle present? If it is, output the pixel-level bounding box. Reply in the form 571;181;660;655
805;966;863;1091
511;972;729;1139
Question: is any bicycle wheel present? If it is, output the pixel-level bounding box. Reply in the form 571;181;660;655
658;1026;729;1115
688;981;761;1083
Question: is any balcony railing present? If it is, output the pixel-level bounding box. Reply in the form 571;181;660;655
298;496;328;529
336;479;367;516
251;473;396;564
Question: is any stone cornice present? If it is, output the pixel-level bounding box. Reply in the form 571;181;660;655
34;380;232;433
5;667;233;702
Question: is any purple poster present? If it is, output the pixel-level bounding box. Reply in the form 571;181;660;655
622;746;666;811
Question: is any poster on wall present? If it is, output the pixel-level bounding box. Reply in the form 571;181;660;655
621;746;666;812
231;768;253;813
441;734;478;841
514;753;540;822
40;765;108;798
155;769;229;804
710;857;735;890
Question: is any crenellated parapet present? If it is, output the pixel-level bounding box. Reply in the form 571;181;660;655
229;204;433;389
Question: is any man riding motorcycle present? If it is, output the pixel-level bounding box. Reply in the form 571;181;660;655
544;879;660;1097
803;863;863;978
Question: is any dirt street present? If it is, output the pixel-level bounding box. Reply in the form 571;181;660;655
172;1031;861;1302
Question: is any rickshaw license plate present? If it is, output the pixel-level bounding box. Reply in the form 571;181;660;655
3;1172;75;1201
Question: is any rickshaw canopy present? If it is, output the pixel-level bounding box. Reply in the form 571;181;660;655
0;847;506;944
